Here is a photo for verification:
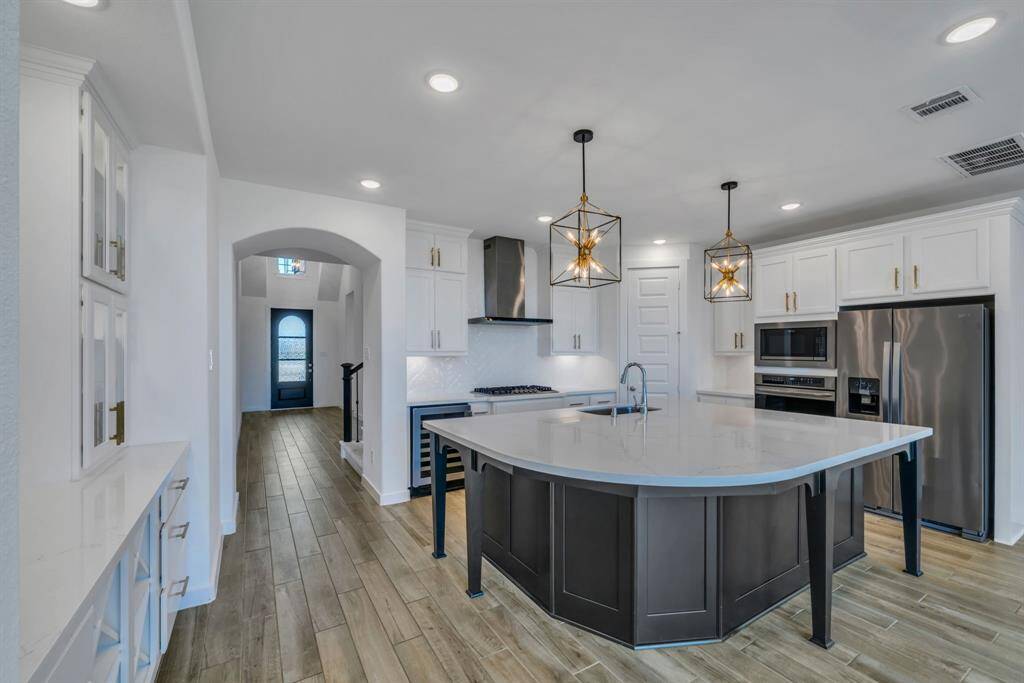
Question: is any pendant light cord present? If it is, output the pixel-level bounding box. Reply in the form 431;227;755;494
726;185;732;237
581;140;587;197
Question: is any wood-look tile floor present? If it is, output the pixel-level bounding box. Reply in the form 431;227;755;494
157;407;1024;683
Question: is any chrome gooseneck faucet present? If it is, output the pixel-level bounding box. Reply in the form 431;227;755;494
619;362;648;413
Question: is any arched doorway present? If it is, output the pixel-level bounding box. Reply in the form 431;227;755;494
217;179;409;533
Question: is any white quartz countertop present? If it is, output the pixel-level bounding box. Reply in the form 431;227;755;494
20;442;189;682
407;386;617;407
696;387;755;399
423;399;931;488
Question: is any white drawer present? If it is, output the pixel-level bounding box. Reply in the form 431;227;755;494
562;395;590;408
160;482;190;652
161;456;190;524
588;392;616;406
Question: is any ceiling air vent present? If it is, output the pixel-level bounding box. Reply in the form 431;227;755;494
941;134;1024;178
902;86;979;120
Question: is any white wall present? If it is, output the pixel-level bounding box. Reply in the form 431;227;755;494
130;145;220;604
218;178;407;506
237;257;346;411
0;5;19;678
339;264;363;365
406;239;619;395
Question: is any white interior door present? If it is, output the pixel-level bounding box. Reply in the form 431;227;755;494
626;267;680;409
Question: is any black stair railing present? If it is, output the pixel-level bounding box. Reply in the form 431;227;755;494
341;361;364;443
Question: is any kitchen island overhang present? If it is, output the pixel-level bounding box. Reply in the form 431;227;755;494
424;401;932;650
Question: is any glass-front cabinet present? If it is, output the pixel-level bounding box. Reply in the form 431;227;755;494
82;283;128;474
82;89;129;293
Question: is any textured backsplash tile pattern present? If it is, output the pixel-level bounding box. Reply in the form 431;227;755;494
407;324;616;395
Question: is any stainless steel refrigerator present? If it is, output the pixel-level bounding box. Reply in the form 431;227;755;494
837;303;991;540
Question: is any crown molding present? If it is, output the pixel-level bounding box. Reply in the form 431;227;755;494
20;44;94;85
406;219;474;238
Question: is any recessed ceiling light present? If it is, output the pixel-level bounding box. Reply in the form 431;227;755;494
780;202;802;211
428;73;459;93
61;0;99;6
360;179;381;190
653;239;667;245
944;17;997;44
537;215;553;223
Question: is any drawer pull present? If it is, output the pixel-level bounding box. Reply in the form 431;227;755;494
171;477;190;492
170;576;190;598
171;521;190;540
568;401;586;407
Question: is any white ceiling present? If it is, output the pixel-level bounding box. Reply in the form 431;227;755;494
23;2;1024;247
21;0;204;154
188;1;1024;246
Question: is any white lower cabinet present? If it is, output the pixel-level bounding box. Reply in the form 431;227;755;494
491;396;566;414
697;393;754;407
32;452;190;683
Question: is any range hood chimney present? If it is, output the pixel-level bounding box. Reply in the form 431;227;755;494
468;236;553;325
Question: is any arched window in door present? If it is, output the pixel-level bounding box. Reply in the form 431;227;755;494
277;314;307;382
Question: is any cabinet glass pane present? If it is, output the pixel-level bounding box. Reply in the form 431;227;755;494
93;301;108;446
111;159;127;279
92;122;109;270
114;308;126;409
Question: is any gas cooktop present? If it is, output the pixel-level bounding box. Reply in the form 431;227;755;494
472;385;555;396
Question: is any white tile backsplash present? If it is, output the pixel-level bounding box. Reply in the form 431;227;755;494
407;323;616;394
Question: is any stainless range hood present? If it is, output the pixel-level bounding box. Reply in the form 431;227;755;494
468;236;553;326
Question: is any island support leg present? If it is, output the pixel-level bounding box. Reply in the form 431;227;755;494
898;444;923;577
463;450;484;598
430;433;447;559
804;470;837;649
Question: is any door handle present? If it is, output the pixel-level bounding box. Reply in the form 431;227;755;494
891;342;903;423
107;400;125;445
170;576;190;598
170;521;190;540
785;292;790;312
437;249;441;268
734;332;738;349
894;267;900;291
430;247;435;267
739;331;744;348
792;291;798;311
881;340;892;423
913;265;919;289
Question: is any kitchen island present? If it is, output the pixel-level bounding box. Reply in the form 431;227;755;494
424;400;931;650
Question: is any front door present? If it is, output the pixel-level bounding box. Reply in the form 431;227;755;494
271;308;314;409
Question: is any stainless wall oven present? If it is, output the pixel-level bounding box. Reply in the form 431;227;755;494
754;320;836;369
754;373;836;417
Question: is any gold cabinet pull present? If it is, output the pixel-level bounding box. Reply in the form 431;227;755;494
170;521;190;540
740;331;744;348
785;292;790;312
913;264;919;289
894;267;900;290
107;400;125;445
170;576;190;598
437;248;441;268
733;332;738;349
792;291;798;311
171;476;190;492
430;247;436;267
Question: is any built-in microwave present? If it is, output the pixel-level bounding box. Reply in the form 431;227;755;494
754;320;836;369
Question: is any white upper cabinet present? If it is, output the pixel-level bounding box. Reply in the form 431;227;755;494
406;223;469;274
405;223;471;356
713;300;752;354
754;248;835;319
837;234;904;303
81;282;128;475
81;90;130;293
433;272;468;353
753;254;791;318
790;247;836;315
906;219;990;295
551;287;599;354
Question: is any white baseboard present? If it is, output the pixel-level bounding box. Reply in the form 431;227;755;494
221;491;239;535
180;527;224;609
995;522;1024;546
361;474;410;506
340;440;364;475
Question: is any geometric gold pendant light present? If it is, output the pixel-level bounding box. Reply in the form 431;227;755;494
704;180;752;303
549;129;622;288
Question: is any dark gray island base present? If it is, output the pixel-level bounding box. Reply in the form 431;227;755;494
429;435;925;650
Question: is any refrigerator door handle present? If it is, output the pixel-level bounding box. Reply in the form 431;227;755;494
891;341;903;424
881;340;892;423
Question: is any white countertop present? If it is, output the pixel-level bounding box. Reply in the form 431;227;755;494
19;442;189;682
423;399;931;488
696;387;755;399
407;386;617;407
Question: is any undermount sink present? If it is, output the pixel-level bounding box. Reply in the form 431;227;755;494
579;404;661;416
